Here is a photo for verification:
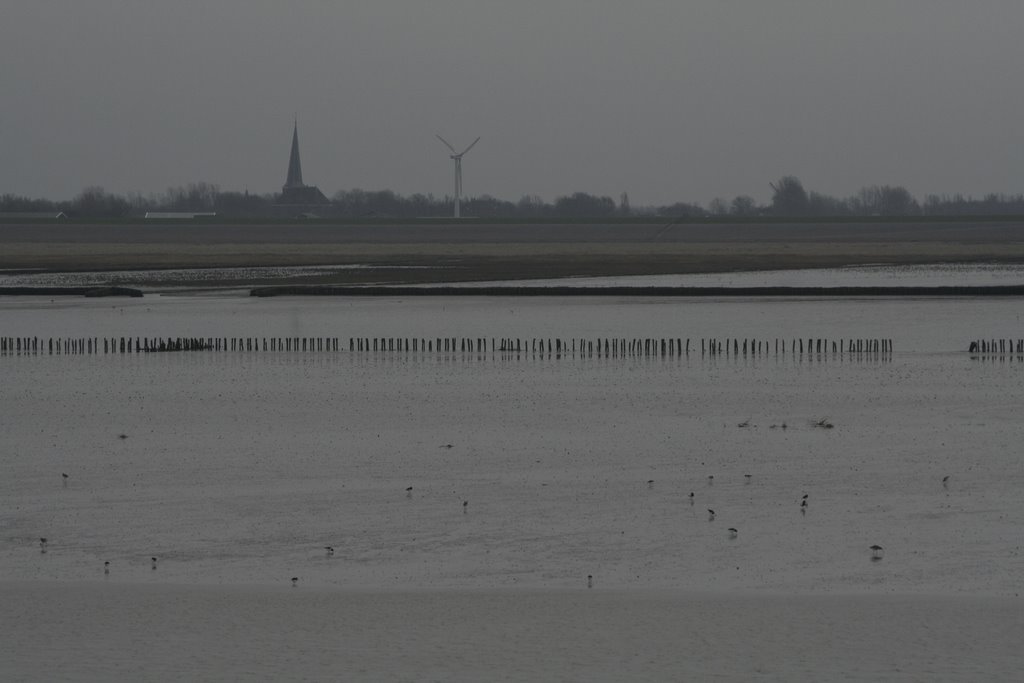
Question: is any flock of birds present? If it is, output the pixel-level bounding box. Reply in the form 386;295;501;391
586;471;903;589
634;469;941;579
42;468;955;587
688;474;808;538
44;473;475;587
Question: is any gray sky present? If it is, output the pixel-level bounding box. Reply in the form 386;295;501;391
3;1;1023;206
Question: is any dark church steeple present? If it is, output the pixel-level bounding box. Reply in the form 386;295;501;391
278;120;328;206
284;120;304;190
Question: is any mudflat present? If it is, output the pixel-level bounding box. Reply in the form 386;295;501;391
3;583;1021;682
3;219;1024;284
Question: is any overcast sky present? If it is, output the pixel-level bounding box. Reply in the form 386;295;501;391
3;1;1023;206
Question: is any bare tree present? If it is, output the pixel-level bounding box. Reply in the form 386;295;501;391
708;197;729;216
730;195;758;216
619;192;631;216
852;185;919;215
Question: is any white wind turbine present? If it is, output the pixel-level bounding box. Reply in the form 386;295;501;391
436;135;480;218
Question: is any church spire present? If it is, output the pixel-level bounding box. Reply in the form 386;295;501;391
279;119;328;206
284;120;304;189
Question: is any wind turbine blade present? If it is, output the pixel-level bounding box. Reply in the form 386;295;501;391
460;137;481;155
436;135;457;153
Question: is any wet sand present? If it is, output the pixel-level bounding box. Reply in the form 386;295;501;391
3;219;1024;285
3;582;1021;682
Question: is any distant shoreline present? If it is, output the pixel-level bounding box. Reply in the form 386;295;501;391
250;284;1024;297
3;219;1024;286
0;286;143;297
5;283;1024;298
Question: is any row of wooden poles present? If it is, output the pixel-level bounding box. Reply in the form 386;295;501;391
17;335;1024;356
350;337;893;356
0;336;896;356
969;339;1024;353
0;337;341;354
9;335;1024;356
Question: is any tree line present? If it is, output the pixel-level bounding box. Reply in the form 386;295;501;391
3;177;1024;218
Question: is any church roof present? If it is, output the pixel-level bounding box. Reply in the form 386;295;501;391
280;185;328;205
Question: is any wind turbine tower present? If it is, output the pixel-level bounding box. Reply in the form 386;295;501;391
436;135;480;218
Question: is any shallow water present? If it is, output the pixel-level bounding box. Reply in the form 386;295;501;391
3;293;1024;680
2;294;1023;596
450;262;1024;288
4;262;1024;289
2;291;1023;352
0;264;378;287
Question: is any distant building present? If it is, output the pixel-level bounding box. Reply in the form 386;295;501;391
0;211;67;220
144;212;217;219
278;122;328;206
